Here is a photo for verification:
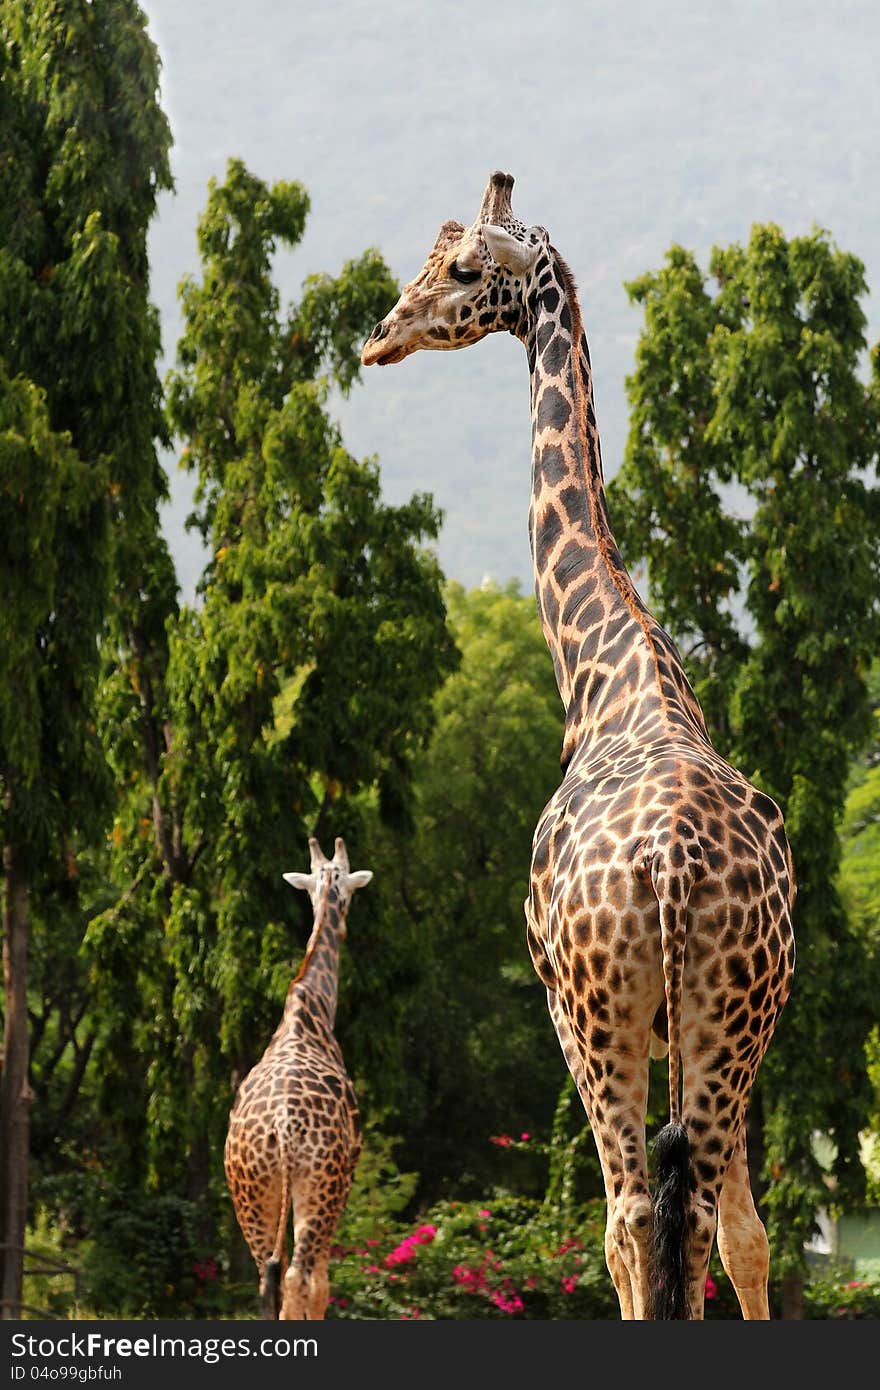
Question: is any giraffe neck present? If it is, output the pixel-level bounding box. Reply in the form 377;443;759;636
520;251;708;767
284;890;344;1029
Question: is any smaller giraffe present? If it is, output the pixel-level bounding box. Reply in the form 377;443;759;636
224;836;371;1319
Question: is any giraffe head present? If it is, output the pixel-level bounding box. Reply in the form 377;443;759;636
361;171;548;367
283;836;372;940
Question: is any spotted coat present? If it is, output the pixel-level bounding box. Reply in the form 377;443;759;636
361;172;796;1320
224;837;369;1319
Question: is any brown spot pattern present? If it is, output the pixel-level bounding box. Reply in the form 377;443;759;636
360;172;796;1321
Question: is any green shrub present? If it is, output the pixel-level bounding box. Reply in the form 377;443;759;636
328;1195;617;1319
800;1267;880;1319
327;1201;880;1320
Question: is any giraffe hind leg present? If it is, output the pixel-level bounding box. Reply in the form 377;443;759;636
599;1110;655;1320
717;1126;770;1320
547;987;644;1319
225;1160;287;1319
282;1217;329;1320
307;1247;332;1320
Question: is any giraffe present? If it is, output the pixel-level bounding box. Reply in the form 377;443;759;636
224;835;371;1319
360;172;796;1320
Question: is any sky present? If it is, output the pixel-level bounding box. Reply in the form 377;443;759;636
142;0;880;602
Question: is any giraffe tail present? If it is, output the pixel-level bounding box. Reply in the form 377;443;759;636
261;1257;281;1320
648;860;691;1319
261;1128;291;1320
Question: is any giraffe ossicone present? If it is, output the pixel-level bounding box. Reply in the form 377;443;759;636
224;835;370;1319
362;172;796;1321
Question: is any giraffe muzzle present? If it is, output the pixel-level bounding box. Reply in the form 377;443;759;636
361;318;408;367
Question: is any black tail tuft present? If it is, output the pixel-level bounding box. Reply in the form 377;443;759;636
261;1256;281;1319
650;1120;690;1319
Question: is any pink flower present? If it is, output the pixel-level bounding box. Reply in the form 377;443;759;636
520;1132;531;1141
553;1238;583;1257
478;1209;491;1218
705;1275;718;1301
452;1263;487;1292
489;1133;513;1147
366;1238;379;1247
192;1258;218;1282
385;1241;416;1267
363;1264;380;1273
491;1290;524;1314
384;1224;436;1268
561;1275;578;1294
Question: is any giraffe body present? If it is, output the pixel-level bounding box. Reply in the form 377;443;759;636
224;837;370;1319
361;173;795;1320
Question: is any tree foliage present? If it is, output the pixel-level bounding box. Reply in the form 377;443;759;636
838;665;880;1201
4;9;880;1315
86;158;458;1260
0;0;172;1309
608;225;880;1273
364;581;582;1202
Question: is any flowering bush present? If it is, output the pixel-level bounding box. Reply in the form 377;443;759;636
328;1196;619;1319
322;1102;880;1321
800;1270;880;1320
327;1204;880;1320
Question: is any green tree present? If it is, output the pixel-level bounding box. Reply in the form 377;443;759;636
0;0;171;1312
609;226;880;1314
367;581;584;1202
838;664;880;1201
610;245;749;747
84;159;458;1298
0;367;100;1315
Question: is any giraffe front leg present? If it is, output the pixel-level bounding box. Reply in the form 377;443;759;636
717;1126;770;1320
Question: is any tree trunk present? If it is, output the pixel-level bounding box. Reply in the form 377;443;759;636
746;1090;766;1216
781;1271;804;1320
182;1042;213;1247
1;838;31;1318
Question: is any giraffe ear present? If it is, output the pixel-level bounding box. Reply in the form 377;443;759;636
482;223;539;277
283;871;316;893
347;870;373;892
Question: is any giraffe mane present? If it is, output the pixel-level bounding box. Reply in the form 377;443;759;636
552;244;703;753
291;875;333;986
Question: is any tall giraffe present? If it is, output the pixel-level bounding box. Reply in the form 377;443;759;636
361;172;796;1320
224;835;371;1319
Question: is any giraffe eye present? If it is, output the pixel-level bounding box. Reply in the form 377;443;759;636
450;261;481;285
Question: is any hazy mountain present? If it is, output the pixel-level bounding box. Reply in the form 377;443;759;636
143;0;880;600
